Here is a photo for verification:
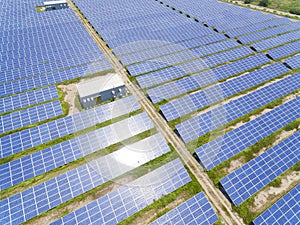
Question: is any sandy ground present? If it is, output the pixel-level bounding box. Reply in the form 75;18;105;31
251;171;300;212
58;83;80;116
224;157;245;174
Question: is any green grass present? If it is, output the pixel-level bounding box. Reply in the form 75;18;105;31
249;0;300;12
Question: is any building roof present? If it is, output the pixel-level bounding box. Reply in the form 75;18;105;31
44;0;67;5
77;73;125;98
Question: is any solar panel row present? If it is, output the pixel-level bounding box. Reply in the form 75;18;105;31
238;22;300;44
176;72;300;143
151;192;218;225
0;100;142;159
0;101;62;134
51;158;191;225
252;30;300;51
268;40;300;60
0;60;111;98
122;38;239;66
220;130;300;205
195;97;300;170
225;17;292;37
0;112;153;191
253;183;300;225
0;134;170;225
285;54;300;69
160;62;288;121
136;46;254;89
147;54;269;103
0;86;58;114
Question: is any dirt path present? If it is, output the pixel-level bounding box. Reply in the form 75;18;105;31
58;84;80;115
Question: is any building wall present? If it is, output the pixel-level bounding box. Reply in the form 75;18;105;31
79;85;127;109
45;3;68;11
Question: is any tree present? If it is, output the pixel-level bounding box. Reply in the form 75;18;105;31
259;0;268;7
244;0;251;4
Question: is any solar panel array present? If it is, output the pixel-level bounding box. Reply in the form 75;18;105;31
253;183;300;225
0;112;153;191
150;192;218;225
160;62;289;121
0;134;170;225
237;22;300;44
285;54;300;69
147;53;269;103
252;30;300;51
0;96;139;158
268;40;300;60
220;131;300;206
0;86;58;114
195;97;300;170
52;158;192;225
225;17;291;37
176;72;300;143
136;46;254;89
0;101;62;133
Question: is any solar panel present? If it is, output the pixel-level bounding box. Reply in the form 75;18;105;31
0;96;140;158
0;86;58;114
0;101;62;134
0;134;170;224
285;54;300;69
195;97;300;170
160;62;288;121
0;121;159;192
147;54;270;103
51;158;191;225
136;46;254;89
252;30;300;51
176;72;300;143
220;131;300;206
237;22;300;44
151;192;218;225
268;40;300;60
253;183;300;225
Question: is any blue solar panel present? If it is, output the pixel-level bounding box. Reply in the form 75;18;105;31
51;158;191;225
160;62;288;121
253;183;300;225
0;101;62;133
195;97;300;170
0;117;155;191
220;131;300;206
176;72;300;143
0;134;170;224
285;54;300;69
136;46;254;89
225;18;292;37
151;192;218;225
0;96;140;158
0;86;58;114
147;54;270;103
268;40;300;60
252;30;300;51
237;22;300;44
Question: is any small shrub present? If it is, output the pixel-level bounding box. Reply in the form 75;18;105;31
259;0;268;7
289;8;300;15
